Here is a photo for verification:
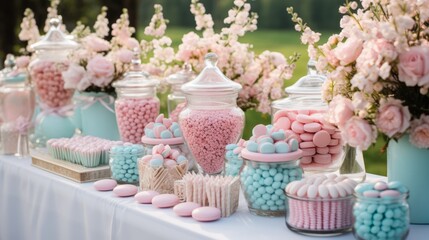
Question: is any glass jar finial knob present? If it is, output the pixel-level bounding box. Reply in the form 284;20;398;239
204;53;218;67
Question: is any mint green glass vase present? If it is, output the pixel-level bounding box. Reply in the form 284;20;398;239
79;92;120;141
387;134;429;224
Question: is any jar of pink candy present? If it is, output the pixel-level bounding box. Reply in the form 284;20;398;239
179;53;245;175
0;54;36;156
271;59;365;181
113;55;160;144
166;64;194;122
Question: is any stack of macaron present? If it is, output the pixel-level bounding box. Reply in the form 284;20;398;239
285;174;358;233
224;139;245;176
273;110;343;168
244;124;300;154
353;181;409;240
47;136;122;167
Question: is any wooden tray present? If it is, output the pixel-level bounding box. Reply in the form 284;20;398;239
30;149;111;183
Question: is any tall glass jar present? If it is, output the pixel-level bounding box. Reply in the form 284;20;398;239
166;64;194;122
271;60;365;181
0;55;35;156
240;148;303;216
179;53;245;175
29;18;78;145
113;54;160;144
353;186;409;240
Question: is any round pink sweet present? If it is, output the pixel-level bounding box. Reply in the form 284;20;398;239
113;184;138;197
297;110;310;115
275;117;291;130
135;190;160;204
165;159;177;167
272;110;288;123
152;194;180;208
374;181;388;191
363;190;380;198
252;124;267;138
296;114;314;123
331;132;342;139
313;154;332;164
312;130;331;147
380;190;401;198
329;145;342;154
94;179;117;191
300;141;315;148
286;112;297;121
299;133;314;141
300;156;312;164
303;122;322;133
322;125;336;135
192;207;221;222
173;202;201;217
316;147;329;154
328;139;339;146
291;121;305;133
302;148;316;157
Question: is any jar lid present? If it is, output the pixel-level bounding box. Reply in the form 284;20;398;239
181;53;242;95
285;59;326;95
30;17;79;51
113;49;159;89
166;63;195;85
241;148;303;162
0;54;27;84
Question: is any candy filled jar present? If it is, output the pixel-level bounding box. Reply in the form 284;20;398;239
109;143;144;184
179;53;245;175
0;55;36;155
271;59;365;181
29;18;78;145
113;53;160;144
166;64;194;122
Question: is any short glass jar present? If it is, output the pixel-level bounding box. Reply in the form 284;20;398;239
166;64;194;122
240;148;303;216
113;54;160;144
179;53;244;175
223;143;244;177
109;144;144;184
353;190;409;239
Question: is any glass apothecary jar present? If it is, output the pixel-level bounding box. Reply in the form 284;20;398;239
353;181;409;240
179;53;245;175
223;141;245;177
109;143;144;184
166;64;194;122
113;53;160;144
0;55;36;156
271;59;365;181
240;148;303;217
29;18;78;145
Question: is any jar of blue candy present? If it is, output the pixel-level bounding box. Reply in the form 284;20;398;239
223;141;245;177
109;143;145;184
240;148;303;217
353;181;409;240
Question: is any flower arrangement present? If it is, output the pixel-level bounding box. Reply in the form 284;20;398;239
288;0;429;150
174;0;299;113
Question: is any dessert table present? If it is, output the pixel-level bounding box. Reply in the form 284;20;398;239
1;156;428;240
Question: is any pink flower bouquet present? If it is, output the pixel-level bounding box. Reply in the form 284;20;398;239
288;0;429;149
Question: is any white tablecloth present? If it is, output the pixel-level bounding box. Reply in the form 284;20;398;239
1;156;428;240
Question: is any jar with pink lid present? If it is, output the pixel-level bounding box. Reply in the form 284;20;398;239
271;59;365;182
113;53;160;144
29;18;78;145
179;53;245;175
166;64;194;122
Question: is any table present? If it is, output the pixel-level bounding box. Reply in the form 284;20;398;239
1;156;428;240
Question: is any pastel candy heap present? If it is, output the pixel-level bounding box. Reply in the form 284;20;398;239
47;136;122;167
245;124;300;154
353;181;409;240
224;139;245;176
30;60;73;108
180;109;244;174
109;143;144;183
138;144;188;194
285;174;357;232
143;114;183;140
177;173;241;217
169;102;186;122
115;97;160;143
273;110;343;167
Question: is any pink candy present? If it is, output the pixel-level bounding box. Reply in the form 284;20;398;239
273;110;343;169
115;98;160;144
169;102;186;122
180;109;244;174
30;60;74;108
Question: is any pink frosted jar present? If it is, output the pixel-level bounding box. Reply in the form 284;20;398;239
179;53;244;175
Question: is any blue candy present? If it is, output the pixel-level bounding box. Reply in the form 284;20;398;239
271;131;286;141
173;128;182;137
160;130;173;139
149;158;163;168
259;142;275;154
289;139;299;151
246;141;258;152
274;141;289;153
226;144;238;150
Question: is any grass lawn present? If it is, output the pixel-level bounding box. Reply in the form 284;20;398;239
142;27;387;176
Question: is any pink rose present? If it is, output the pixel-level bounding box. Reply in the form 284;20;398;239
114;48;134;63
398;46;429;87
86;55;114;87
334;37;363;65
82;35;111;52
376;98;411;137
62;64;86;90
342;116;376;150
15;56;30;69
410;115;429;148
327;95;355;128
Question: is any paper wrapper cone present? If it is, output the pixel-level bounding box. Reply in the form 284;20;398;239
139;160;188;194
